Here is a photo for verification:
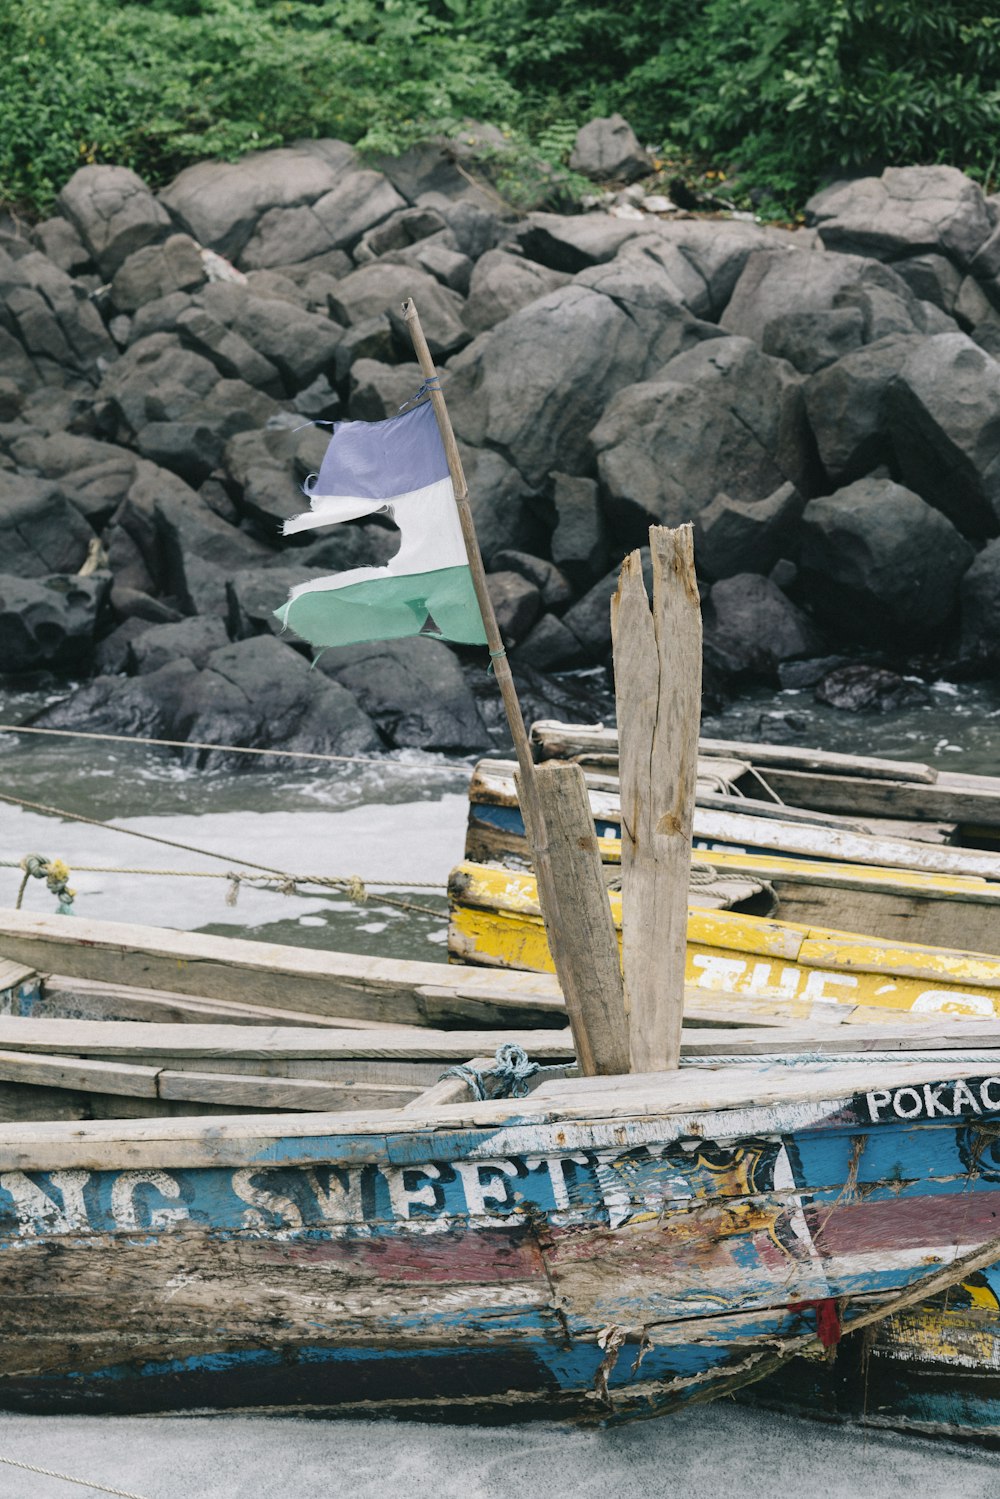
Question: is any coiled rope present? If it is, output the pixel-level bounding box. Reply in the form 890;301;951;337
0;1452;152;1498
441;1042;570;1101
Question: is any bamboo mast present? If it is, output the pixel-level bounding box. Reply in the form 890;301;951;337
402;299;628;1075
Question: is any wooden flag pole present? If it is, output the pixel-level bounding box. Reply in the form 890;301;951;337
402;298;628;1076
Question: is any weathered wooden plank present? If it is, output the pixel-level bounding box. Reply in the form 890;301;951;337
36;976;417;1030
0;1048;160;1097
402;1057;495;1112
0;909;566;1028
530;721;939;784
612;526;701;1073
157;1070;421;1111
519;761;628;1076
758;768;1000;829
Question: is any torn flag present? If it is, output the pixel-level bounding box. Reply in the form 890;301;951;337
274;400;487;649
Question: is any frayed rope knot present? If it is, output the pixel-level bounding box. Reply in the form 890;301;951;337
16;854;75;914
441;1042;566;1101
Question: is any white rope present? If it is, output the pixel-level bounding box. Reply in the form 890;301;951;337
0;722;470;772
0;1452;153;1498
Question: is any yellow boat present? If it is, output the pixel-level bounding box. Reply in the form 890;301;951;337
449;859;1000;1021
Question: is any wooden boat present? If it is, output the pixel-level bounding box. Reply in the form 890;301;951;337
6;1036;1000;1418
466;758;1000;953
449;860;1000;1022
531;721;1000;850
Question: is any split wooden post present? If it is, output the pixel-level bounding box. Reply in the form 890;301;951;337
612;525;702;1073
402;298;626;1075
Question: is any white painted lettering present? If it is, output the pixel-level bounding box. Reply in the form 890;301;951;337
952;1079;982;1115
111;1170;188;1231
802;971;859;1003
745;962;775;996
305;1166;364;1224
524;1154;590;1210
231;1169;303;1231
922;1082;953;1118
980;1078;1000;1111
0;1170;91;1237
865;1089;893;1122
892;1087;924;1119
911;991;996;1019
453;1160;519;1220
383;1164;442;1220
691;955;747;991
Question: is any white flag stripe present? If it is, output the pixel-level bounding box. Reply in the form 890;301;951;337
283;495;391;534
286;477;466;602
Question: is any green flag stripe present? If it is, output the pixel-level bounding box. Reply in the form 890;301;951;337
275;564;487;649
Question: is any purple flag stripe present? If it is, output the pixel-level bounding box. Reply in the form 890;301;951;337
307;401;450;501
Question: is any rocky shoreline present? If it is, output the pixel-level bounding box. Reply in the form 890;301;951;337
2;117;1000;761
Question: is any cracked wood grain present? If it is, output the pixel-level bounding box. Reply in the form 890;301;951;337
612;526;702;1073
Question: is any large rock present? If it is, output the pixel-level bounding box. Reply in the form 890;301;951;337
328;265;468;359
803;335;920;486
352;206;448;263
228;565;327;640
57;165;171;278
239;171;406;269
174;306;283;396
315;637;491;751
815;664;931;713
561;549;653;662
799;477;974;644
158;144;355;260
199;284;343;390
703;573;821;679
623;219;804;322
569;115;651;183
0;572;109;672
9;432;138;529
721;248;938;345
513;212;652;274
805;166;992;270
348;360;423;421
761;308;865;374
885;334;1000;538
459;444;548;566
960;538;1000;666
550;472;607;585
447;276;714;487
128;616;229;674
694;482;804;580
0;472;95;575
485;570;542;645
110;236;208;313
463;251;570;335
0;249;114;384
34;634;380;765
592;338;813;535
894;254;964;317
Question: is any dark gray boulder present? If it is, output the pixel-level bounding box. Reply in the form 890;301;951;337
416;196;500;261
109;586;182;626
959;537;1000;666
315;636;491;751
0;572;109;672
513;212;652;274
0;473;95;575
805;166;992;270
512;613;588;672
128;616;229;674
703;573;821;679
463;251;570;335
32;218;92;277
550;472;607;585
94;616;155;675
459;444;548;566
623;219;798;322
197;284;344;391
485;570;543;645
110;236;208;314
228;565;327;640
9;432;138;529
348;360;423;420
815;664;931;712
885;333;1000;537
722;248;938;345
0;249;114;384
447;277;711;488
593;338;813;535
894;254;963;317
57;165;171;278
799;477;974;644
380;238;473;296
329;265;468;359
803;335;920;486
222;423;328;539
560;549;653;662
352;206;448;263
333;316;395;383
489;551;572;610
158;143;355;260
761;308;865;374
153;485;270;617
694;482;804;580
239;170;406;269
569;115;651;184
174;306;284;396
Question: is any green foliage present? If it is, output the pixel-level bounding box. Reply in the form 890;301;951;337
2;0;999;218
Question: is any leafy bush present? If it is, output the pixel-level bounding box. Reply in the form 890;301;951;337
2;0;999;218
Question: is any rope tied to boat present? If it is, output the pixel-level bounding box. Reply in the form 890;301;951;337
0;1452;152;1498
15;853;75;914
441;1042;569;1101
224;871;370;907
